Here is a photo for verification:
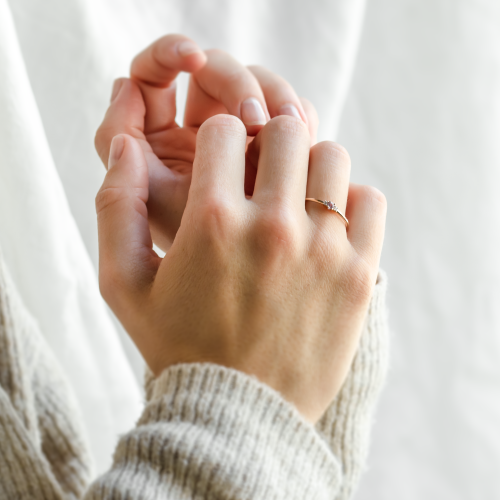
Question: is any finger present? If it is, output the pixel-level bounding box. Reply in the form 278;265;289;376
184;49;270;136
247;66;319;145
183;75;228;128
306;141;351;228
299;97;319;146
251;116;311;208
189;114;247;203
247;65;308;124
345;183;387;265
95;78;146;168
130;34;207;134
96;134;160;308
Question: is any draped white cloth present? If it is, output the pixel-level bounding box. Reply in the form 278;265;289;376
1;0;498;496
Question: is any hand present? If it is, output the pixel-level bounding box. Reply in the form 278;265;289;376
95;114;386;424
95;34;317;252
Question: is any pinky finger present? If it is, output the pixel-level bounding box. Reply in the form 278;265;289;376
346;183;387;267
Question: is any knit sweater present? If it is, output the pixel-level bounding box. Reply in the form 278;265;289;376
0;250;388;500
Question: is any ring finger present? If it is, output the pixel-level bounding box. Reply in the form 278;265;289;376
305;141;351;229
184;49;271;136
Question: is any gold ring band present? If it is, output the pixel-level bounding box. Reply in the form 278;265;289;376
305;198;349;227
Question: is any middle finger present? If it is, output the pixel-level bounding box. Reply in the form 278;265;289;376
251;116;311;209
184;49;271;136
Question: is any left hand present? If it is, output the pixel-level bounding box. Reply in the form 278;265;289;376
95;34;318;251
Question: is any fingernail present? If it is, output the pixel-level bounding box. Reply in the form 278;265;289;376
110;78;124;102
108;135;125;169
241;98;267;126
177;40;202;57
279;103;302;120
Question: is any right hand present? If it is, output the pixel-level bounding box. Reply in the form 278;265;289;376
94;34;317;252
96;113;386;424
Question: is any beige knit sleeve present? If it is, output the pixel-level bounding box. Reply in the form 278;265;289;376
86;272;388;500
315;270;389;500
0;251;93;500
85;363;343;499
0;239;388;500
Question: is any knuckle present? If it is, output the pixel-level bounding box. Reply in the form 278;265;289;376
197;197;239;243
204;113;243;129
344;256;376;305
329;141;351;163
270;113;307;132
312;141;351;169
199;114;245;137
199;196;232;220
254;210;301;260
368;186;387;207
151;39;168;65
257;117;310;158
266;114;309;141
149;43;161;66
360;185;388;211
148;34;189;66
95;187;125;215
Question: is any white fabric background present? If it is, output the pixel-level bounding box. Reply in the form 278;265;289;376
339;1;500;498
0;0;498;496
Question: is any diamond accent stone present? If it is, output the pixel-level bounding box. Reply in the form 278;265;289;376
326;201;336;211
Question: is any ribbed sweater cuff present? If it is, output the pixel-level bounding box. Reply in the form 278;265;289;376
315;269;389;500
141;363;342;499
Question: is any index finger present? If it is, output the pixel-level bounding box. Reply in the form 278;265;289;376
131;34;206;87
130;34;207;134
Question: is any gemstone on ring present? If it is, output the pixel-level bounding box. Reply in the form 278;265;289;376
305;198;349;228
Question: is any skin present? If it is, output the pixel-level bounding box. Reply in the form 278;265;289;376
95;34;316;251
95;36;387;424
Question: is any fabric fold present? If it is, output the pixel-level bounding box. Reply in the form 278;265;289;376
0;0;142;472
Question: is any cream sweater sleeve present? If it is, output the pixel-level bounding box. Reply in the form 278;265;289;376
316;271;389;499
86;273;388;500
0;244;388;500
86;363;343;499
0;252;93;500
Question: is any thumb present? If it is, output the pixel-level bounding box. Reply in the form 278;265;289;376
96;134;160;309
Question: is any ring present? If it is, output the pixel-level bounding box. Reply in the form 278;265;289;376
305;198;349;227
